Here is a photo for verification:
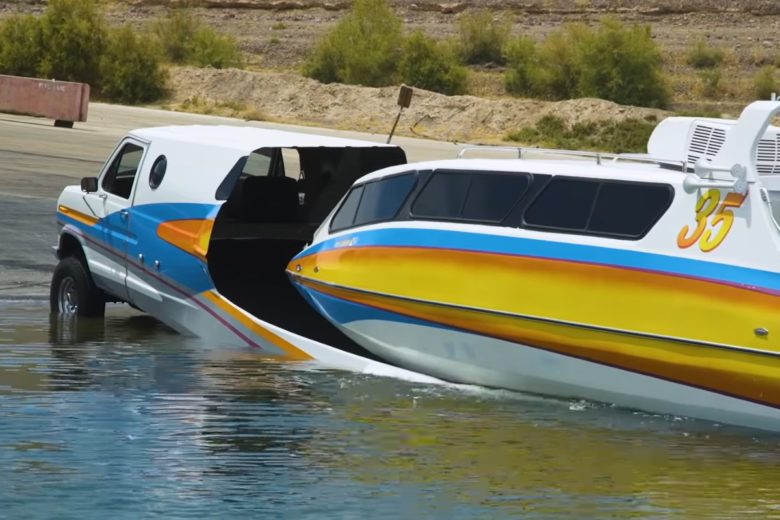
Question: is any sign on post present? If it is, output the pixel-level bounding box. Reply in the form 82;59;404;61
387;85;413;144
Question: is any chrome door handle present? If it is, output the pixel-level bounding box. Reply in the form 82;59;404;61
119;210;129;219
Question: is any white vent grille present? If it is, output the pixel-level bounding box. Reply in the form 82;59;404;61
757;134;780;175
686;123;727;167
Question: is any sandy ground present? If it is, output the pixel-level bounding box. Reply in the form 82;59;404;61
165;66;668;143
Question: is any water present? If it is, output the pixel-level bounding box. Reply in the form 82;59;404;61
2;300;780;519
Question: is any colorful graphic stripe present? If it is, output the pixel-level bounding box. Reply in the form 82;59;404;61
57;205;99;226
290;245;780;353
203;291;313;360
293;227;780;295
295;277;780;409
58;203;313;359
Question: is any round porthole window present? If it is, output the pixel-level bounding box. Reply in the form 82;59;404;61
149;155;167;189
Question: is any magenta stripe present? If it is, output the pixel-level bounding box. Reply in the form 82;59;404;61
68;224;263;350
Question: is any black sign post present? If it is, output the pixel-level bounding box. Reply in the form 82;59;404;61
387;85;413;144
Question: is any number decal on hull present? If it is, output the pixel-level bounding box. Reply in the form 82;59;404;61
677;189;747;252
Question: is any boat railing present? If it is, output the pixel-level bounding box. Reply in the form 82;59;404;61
456;145;687;172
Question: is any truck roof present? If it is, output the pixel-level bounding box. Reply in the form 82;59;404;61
129;125;397;153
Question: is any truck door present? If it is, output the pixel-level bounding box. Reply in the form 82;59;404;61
94;139;146;302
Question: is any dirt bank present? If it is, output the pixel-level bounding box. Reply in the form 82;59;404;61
167;66;667;143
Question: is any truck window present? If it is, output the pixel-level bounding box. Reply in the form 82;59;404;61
102;142;144;199
243;148;301;179
243;150;273;176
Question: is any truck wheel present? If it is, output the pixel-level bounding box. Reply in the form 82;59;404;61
50;257;106;317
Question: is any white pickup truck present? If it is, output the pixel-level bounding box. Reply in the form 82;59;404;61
51;125;408;364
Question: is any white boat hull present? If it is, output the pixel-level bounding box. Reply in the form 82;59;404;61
335;317;780;432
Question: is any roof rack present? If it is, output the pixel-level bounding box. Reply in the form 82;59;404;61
456;145;687;172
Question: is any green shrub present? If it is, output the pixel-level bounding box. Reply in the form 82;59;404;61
698;67;721;98
152;9;198;64
577;19;669;108
37;0;107;86
535;23;590;100
99;25;167;103
457;10;511;65
686;38;724;69
399;32;467;95
506;115;656;153
0;14;43;77
303;0;402;86
754;65;778;99
152;8;243;69
188;26;243;68
503;36;540;95
503;19;669;108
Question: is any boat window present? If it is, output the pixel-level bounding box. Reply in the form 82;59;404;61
524;177;599;230
462;173;529;222
354;174;417;226
411;170;529;223
330;185;364;231
589;182;673;237
524;177;673;239
412;171;471;219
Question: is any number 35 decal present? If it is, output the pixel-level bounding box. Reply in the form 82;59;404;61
677;189;747;252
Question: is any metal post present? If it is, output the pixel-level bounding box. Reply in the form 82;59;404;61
387;85;413;144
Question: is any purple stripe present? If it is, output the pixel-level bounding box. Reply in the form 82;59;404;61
65;224;263;350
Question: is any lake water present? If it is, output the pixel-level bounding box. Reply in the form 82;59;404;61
2;299;780;519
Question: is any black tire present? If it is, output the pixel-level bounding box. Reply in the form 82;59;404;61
50;256;106;317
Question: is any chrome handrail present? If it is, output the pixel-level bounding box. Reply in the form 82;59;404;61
456;145;687;172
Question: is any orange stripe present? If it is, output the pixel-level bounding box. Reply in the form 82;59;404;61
58;205;99;226
298;277;780;408
203;291;313;361
157;219;214;261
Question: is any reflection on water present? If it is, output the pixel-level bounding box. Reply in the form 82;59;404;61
2;300;780;519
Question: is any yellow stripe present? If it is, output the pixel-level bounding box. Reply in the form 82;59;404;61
203;291;313;361
58;205;99;226
289;247;780;353
300;278;780;407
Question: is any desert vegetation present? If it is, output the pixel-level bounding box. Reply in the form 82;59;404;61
302;0;467;94
503;19;669;108
0;0;242;103
304;0;669;108
506;115;659;154
0;0;778;152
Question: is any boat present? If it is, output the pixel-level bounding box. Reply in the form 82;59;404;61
286;100;780;432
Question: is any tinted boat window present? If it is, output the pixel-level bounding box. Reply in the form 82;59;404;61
412;171;471;219
524;177;673;239
589;182;672;237
462;173;529;222
524;177;599;230
354;174;416;225
330;186;363;231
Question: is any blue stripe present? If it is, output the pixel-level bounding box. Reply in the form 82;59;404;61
295;227;780;292
296;282;448;329
59;202;220;294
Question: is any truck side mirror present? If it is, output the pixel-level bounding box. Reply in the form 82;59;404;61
81;177;98;193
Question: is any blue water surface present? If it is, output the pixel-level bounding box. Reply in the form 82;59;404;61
2;300;780;519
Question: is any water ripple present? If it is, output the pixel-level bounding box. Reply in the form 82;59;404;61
2;302;780;519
